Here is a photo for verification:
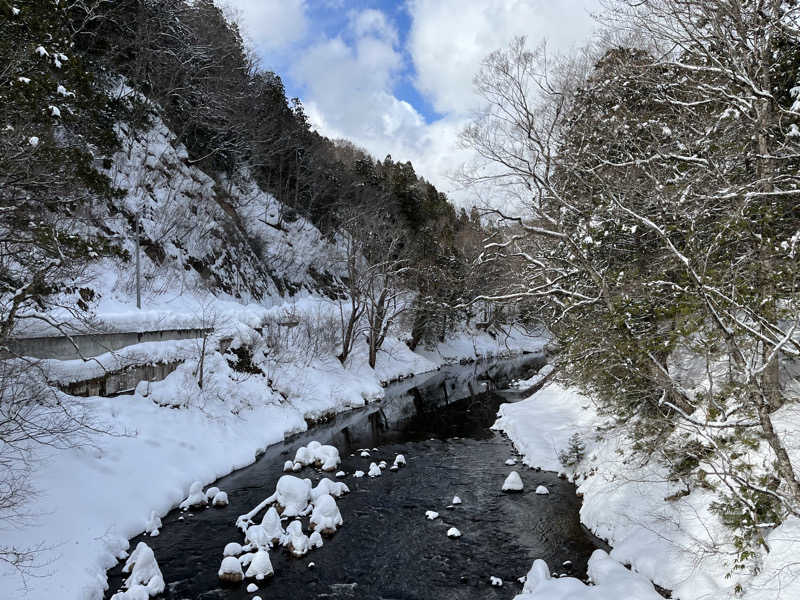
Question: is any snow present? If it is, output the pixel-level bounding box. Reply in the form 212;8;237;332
452;495;462;504
205;487;220;501
502;471;524;492
393;454;406;467
309;531;324;549
259;507;285;545
535;485;549;495
223;542;242;557
12;6;20;15
246;583;258;592
310;494;343;534
446;527;462;538
368;462;382;477
425;511;439;520
311;477;349;500
179;481;206;510
284;520;310;557
211;491;229;507
283;460;294;472
18;76;31;84
490;576;503;587
49;105;61;117
144;511;161;536
110;542;164;599
292;441;340;471
513;551;662;600
505;458;517;465
353;470;365;478
35;45;49;57
244;549;273;580
218;556;243;583
335;470;345;477
360;450;370;457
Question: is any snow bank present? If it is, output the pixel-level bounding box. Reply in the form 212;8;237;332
513;550;662;600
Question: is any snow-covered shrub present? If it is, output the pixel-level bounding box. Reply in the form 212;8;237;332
557;432;586;468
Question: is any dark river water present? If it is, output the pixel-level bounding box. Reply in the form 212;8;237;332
105;354;602;600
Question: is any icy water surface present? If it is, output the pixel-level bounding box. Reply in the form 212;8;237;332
105;355;602;599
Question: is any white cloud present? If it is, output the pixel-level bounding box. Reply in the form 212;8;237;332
222;0;308;50
408;0;601;115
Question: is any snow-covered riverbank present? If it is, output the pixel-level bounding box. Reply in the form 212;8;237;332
495;381;800;600
0;312;543;600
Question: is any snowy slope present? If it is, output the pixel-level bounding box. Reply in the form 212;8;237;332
496;381;800;600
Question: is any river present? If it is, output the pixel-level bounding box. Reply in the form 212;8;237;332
105;354;602;599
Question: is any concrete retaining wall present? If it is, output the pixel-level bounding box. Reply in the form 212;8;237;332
6;328;211;360
60;361;182;397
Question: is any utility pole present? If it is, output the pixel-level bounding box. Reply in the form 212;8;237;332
135;212;141;309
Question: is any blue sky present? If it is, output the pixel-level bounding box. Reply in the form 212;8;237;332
223;0;600;207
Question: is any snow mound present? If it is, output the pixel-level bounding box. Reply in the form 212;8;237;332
378;460;388;469
111;542;164;599
205;486;220;501
245;524;272;549
360;450;370;457
446;527;462;538
179;481;207;509
245;549;274;580
393;454;406;467
247;583;258;592
284;520;310;557
368;463;382;477
535;485;549;495
267;475;312;517
310;493;343;535
223;542;242;557
452;495;462;505
354;470;365;478
425;511;439;520
212;491;229;506
260;507;285;546
505;458;517;466
490;576;503;586
309;531;324;549
335;470;346;477
293;441;341;471
513;551;662;599
144;511;161;536
218;556;244;584
283;460;294;472
311;477;350;500
502;471;524;492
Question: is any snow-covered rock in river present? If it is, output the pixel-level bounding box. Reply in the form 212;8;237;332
111;542;164;599
244;549;274;580
285;520;310;557
490;576;503;587
223;542;242;557
353;470;365;478
335;470;346;477
311;477;350;501
310;493;343;535
283;460;294;473
393;454;406;467
360;450;370;457
425;511;439;520
260;507;285;545
205;486;220;501
368;463;382;477
452;495;462;505
212;491;229;507
309;531;324;549
247;583;258;593
179;481;207;509
502;471;524;492
505;458;517;466
218;556;244;584
265;475;312;517
446;527;462;538
293;441;340;471
535;485;550;495
245;524;272;549
378;460;388;469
